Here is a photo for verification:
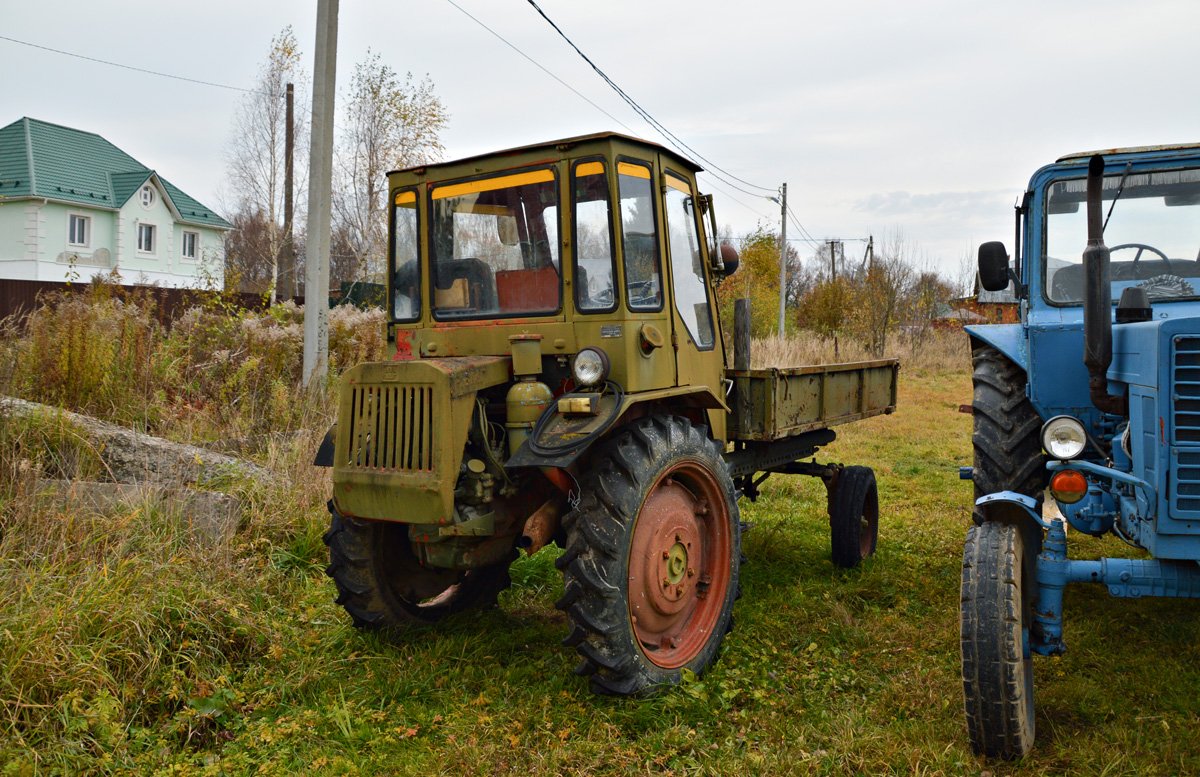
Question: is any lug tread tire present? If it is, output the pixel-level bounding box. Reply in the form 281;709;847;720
554;416;742;695
830;466;880;568
961;521;1035;758
971;343;1046;520
323;501;511;630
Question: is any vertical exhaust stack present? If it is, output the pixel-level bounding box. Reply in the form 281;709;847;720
1083;154;1128;417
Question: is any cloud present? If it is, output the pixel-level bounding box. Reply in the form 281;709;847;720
854;190;1012;218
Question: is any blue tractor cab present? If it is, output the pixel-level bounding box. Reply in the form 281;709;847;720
961;144;1200;757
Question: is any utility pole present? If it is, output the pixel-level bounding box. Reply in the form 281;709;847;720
865;234;874;271
828;239;839;280
277;82;295;303
777;182;787;341
303;0;338;387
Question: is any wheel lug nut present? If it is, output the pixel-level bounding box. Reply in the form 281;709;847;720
662;550;670;559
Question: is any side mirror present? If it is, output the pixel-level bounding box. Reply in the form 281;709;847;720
978;241;1010;292
715;243;739;276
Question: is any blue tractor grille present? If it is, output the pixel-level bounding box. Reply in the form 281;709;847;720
1171;336;1200;516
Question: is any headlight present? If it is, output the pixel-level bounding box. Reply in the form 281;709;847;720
1041;415;1087;460
572;347;610;387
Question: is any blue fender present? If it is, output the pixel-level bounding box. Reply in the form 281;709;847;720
975;491;1049;529
965;323;1026;371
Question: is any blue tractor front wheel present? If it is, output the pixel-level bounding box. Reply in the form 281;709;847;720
961;521;1036;758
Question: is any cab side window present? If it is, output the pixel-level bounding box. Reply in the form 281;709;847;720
618;161;663;311
663;172;714;349
572;160;616;312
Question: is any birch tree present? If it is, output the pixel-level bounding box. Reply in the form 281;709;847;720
224;26;308;298
333;52;448;284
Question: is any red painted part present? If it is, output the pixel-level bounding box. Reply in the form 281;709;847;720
393;328;414;360
542;467;574;495
627;461;732;669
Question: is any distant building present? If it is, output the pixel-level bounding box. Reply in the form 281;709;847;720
0;117;232;288
939;275;1020;327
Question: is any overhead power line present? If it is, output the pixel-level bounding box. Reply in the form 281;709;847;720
441;0;637;135
0;34;258;93
523;0;777;199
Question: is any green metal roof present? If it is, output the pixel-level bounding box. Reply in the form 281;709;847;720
0;117;231;230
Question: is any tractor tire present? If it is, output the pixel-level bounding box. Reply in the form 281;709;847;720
554;415;741;696
830;465;879;568
971;342;1046;523
961;521;1036;758
323;502;512;630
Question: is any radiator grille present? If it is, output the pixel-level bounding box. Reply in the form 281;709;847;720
345;385;434;471
1174;336;1200;444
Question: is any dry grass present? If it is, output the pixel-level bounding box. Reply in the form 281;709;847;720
746;328;969;373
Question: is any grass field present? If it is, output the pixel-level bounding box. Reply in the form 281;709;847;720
3;324;1200;775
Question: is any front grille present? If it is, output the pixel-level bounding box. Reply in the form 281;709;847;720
1173;336;1200;444
345;385;434;471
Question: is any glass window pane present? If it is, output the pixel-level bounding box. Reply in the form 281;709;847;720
430;169;560;320
618;162;662;310
1045;168;1200;303
391;190;420;322
663;174;714;348
572;160;615;311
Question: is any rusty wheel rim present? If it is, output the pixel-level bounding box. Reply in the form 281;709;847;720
627;460;731;669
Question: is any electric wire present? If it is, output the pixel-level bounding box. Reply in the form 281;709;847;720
523;0;777;198
0;34;258;93
441;0;638;136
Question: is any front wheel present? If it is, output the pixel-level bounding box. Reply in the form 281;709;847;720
555;415;742;695
323;503;512;630
961;521;1036;758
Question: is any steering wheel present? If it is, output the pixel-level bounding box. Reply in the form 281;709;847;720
1109;242;1176;278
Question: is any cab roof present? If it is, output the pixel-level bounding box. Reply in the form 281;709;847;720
1057;143;1200;162
389;131;702;177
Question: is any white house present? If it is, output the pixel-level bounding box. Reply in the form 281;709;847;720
0;117;232;288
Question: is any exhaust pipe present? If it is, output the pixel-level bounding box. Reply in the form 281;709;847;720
1082;154;1128;417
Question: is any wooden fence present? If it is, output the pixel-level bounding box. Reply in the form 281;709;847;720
0;278;305;325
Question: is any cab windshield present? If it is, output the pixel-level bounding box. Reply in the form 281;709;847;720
1044;167;1200;304
429;169;561;320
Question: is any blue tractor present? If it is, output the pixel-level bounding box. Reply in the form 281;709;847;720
961;144;1200;757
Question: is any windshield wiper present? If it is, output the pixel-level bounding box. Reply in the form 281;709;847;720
1102;162;1133;234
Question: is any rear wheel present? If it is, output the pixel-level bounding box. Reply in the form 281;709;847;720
323;502;511;629
961;521;1036;758
830;466;879;568
555;416;741;695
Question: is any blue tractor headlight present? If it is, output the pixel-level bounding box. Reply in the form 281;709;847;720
1042;415;1086;460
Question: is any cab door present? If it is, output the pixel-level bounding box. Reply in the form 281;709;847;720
658;160;727;436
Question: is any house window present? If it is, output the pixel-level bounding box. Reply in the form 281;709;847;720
139;185;155;209
68;214;90;247
137;223;156;254
181;230;198;260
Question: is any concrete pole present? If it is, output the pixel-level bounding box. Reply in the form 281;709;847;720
777;183;787;341
303;0;338;387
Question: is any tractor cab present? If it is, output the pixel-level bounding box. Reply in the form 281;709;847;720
385;132;732;419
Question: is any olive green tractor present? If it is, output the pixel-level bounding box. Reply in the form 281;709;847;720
315;133;898;695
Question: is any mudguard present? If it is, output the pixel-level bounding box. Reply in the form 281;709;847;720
505;385;729;470
965;324;1027;372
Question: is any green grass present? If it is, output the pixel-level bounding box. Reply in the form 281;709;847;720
3;357;1200;775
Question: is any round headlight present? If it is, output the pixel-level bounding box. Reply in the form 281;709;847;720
1041;415;1087;460
572;347;610;387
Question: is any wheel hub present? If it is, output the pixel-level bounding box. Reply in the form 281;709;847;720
627;467;731;669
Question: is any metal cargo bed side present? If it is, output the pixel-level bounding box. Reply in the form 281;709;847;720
724;359;899;442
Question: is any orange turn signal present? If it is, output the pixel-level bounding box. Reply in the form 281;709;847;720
1049;469;1088;504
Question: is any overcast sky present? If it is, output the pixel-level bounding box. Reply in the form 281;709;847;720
5;0;1199;280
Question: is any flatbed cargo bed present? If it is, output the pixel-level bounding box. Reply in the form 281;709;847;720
725;359;899;442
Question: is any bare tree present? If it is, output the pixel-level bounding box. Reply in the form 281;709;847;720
333;52;448;285
224;26;309;301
